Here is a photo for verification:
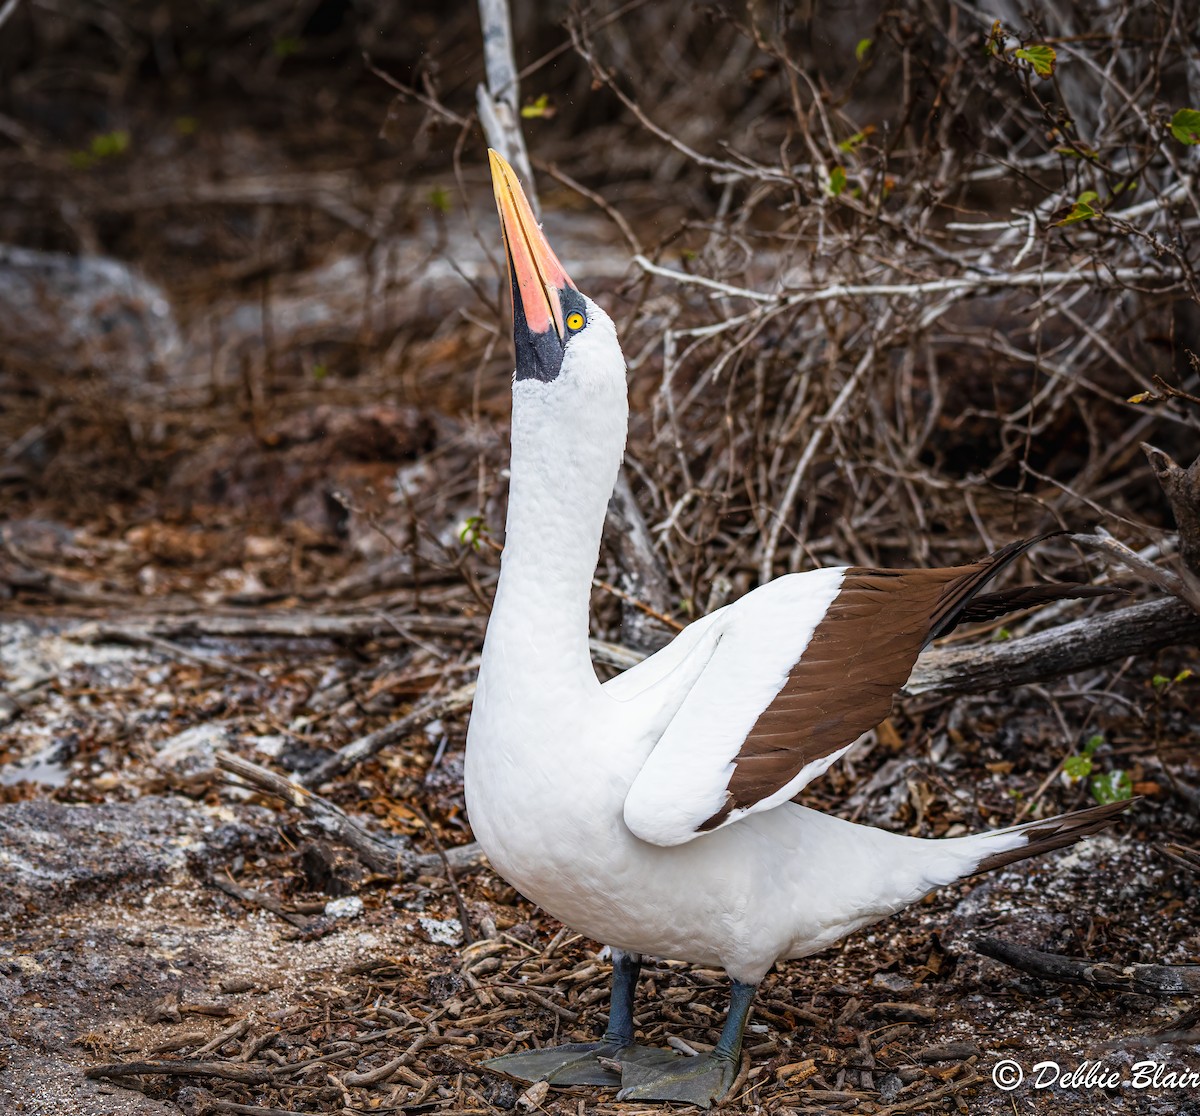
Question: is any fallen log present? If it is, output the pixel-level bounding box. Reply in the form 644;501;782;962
906;596;1200;696
74;594;1200;700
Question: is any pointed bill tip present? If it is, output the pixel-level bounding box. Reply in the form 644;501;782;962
487;148;574;343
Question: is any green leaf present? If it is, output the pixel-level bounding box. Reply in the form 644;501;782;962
1054;190;1100;226
311;363;328;381
1083;734;1105;757
273;36;302;58
429;185;452;215
1176;668;1195;684
1152;673;1171;690
826;165;847;196
1090;769;1132;805
520;93;555;120
1063;754;1094;781
992;627;1012;642
1015;43;1057;77
73;130;130;167
1169;108;1200;145
855;38;872;63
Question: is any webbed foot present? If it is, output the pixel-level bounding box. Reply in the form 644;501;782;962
616;1050;739;1108
485;1040;665;1087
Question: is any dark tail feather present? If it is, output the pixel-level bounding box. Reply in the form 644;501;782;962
971;798;1135;876
956;583;1129;626
926;531;1065;643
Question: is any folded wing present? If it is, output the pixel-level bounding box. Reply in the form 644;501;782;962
623;538;1048;847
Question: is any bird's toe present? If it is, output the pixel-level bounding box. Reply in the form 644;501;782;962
485;1040;675;1088
616;1051;738;1108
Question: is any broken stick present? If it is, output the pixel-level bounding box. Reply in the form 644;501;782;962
216;751;484;879
217;750;413;877
1143;442;1200;610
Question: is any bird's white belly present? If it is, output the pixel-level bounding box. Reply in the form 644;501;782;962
465;720;934;982
467;757;761;971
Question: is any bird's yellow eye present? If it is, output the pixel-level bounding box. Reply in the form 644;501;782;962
566;311;585;331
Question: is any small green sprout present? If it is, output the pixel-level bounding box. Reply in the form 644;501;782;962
1015;43;1057;77
459;515;490;552
1090;769;1132;805
520;94;556;120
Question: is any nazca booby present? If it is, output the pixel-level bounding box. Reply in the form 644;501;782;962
466;150;1131;1106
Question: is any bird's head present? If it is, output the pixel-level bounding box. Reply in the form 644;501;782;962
488;150;625;405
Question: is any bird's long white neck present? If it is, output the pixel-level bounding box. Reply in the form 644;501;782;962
480;376;628;705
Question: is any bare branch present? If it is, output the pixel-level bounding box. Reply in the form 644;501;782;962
635;256;1187;308
1069;528;1200;615
476;0;538;214
0;0;20;33
216;751;414;878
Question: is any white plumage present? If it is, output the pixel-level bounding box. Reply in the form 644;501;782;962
465;292;1029;984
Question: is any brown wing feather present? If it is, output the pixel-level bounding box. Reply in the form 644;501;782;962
699;536;1057;831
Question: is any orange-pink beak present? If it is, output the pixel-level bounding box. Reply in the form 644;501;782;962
489;150;576;359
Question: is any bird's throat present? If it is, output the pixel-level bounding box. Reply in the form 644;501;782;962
480;388;625;700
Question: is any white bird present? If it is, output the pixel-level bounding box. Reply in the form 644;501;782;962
466;150;1130;1107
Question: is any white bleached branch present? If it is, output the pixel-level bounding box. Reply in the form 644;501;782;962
634;255;1186;307
476;0;538;215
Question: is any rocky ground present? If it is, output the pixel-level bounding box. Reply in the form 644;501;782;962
1;607;1198;1116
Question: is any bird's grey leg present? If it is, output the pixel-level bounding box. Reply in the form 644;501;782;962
713;979;756;1062
616;978;757;1108
600;947;640;1043
484;948;660;1088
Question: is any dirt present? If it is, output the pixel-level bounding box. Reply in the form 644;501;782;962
0;610;1197;1115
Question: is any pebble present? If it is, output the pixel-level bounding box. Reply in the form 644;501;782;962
419;917;464;945
324;896;365;919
